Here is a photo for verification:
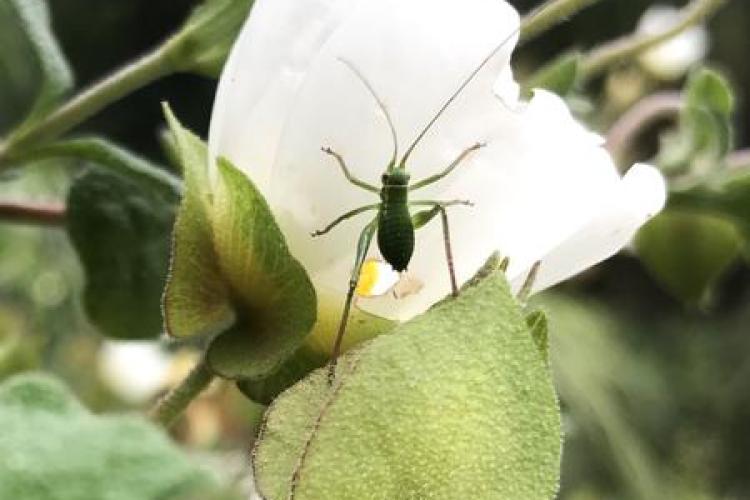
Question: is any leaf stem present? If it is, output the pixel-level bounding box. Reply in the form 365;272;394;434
149;355;215;429
605;91;683;163
0;201;66;226
0;42;180;165
521;0;604;43
580;0;727;81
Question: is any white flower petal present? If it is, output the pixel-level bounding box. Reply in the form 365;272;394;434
208;0;365;189
509;163;667;293
98;341;172;404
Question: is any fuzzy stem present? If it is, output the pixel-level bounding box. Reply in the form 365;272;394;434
580;0;727;80
149;356;215;429
521;0;604;43
0;201;66;226
0;42;180;167
605;91;683;162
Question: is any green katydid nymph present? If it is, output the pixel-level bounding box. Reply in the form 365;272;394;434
314;25;525;381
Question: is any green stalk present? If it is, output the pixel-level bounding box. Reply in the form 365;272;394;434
580;0;727;80
148;356;215;429
521;0;604;43
0;43;179;164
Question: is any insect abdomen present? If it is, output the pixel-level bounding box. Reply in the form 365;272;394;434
377;197;414;272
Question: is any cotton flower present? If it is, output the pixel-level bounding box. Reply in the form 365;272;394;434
638;5;709;80
208;0;666;322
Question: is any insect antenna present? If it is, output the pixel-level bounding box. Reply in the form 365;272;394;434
338;58;399;170
398;22;526;168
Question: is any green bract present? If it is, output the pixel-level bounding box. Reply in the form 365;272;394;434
167;0;255;78
0;373;225;500
254;264;561;500
163;105;316;381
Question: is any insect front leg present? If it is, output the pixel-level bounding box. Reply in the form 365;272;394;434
410;142;486;190
321;147;380;193
328;218;378;383
409;201;472;297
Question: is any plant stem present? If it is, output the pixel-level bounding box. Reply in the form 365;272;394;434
0;201;66;226
149;356;215;429
580;0;727;81
0;42;180;164
521;0;604;43
605;91;683;162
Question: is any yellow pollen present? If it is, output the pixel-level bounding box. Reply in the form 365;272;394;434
356;259;381;297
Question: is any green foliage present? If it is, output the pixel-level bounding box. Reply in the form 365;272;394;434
636;210;742;305
657;68;735;175
670;168;750;259
254;267;561;500
168;0;255;78
206;159;317;380
66;167;178;339
163;106;316;381
0;372;224;500
0;307;39;380
0;0;73;129
525;52;581;97
526;309;550;363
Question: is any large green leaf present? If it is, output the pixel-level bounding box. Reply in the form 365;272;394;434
1;0;73;128
635;209;742;305
67;167;178;339
163;106;316;381
168;0;255;78
253;265;561;500
0;373;225;500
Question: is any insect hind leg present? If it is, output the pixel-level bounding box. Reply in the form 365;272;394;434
328;218;378;383
409;200;473;297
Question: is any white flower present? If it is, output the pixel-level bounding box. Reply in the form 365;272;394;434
98;340;171;404
208;0;666;322
638;5;709;80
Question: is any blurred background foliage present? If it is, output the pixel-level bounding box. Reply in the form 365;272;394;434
1;0;750;499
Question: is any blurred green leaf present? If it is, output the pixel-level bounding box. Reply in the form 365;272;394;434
635;210;742;305
163;106;316;382
1;0;73;129
657;67;735;176
670;168;750;259
525;52;581;97
168;0;254;78
67;167;178;339
0;307;39;380
254;267;560;500
0;372;224;500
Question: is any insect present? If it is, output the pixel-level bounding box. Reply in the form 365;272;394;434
313;23;525;381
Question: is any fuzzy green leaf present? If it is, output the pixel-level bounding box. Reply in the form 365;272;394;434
253;267;561;500
1;0;73;128
635;210;742;305
162;105;235;339
169;0;255;78
0;373;224;500
163;106;316;381
206;158;316;380
67;167;178;339
526;309;550;364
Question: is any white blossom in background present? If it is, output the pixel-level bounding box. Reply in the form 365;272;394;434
208;0;667;322
98;340;171;404
638;5;709;80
